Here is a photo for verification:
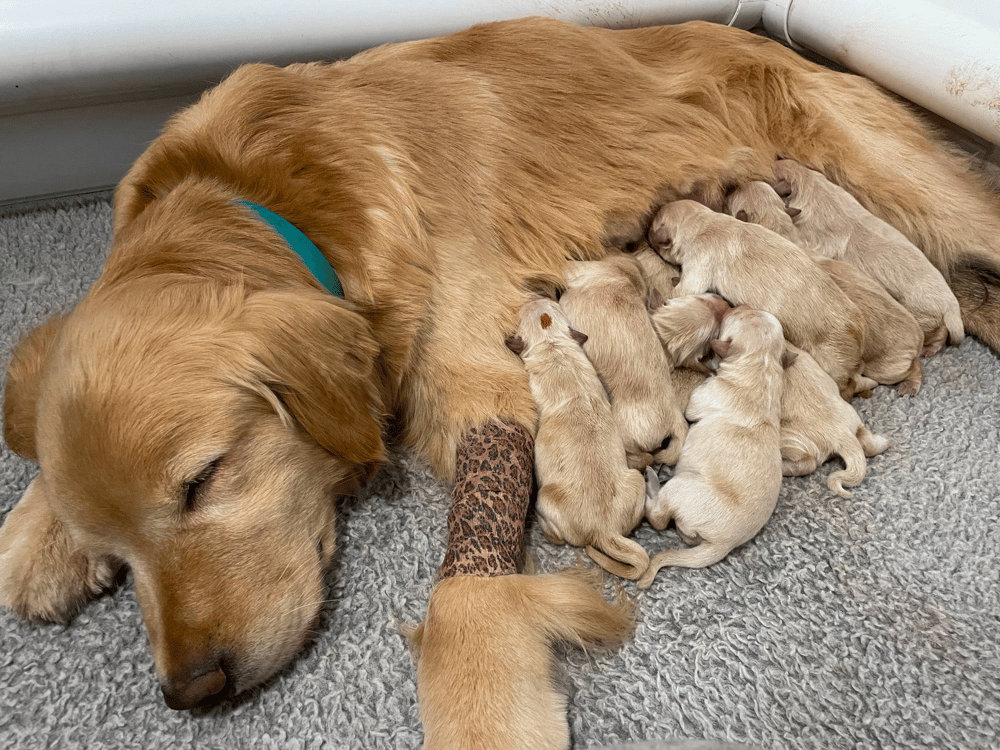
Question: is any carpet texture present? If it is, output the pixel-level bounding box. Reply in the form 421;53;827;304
2;190;999;750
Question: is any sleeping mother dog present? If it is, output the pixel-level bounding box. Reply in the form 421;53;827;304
2;16;999;749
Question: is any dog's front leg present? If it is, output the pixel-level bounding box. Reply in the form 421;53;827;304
411;421;632;750
0;476;121;624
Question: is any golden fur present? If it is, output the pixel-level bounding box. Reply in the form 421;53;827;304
560;255;688;468
725;180;803;243
649;199;866;398
3;16;1000;739
506;297;649;579
650;292;729;371
780;343;892;496
640;308;787;585
774;158;966;355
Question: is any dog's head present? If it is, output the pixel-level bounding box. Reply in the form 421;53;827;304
4;275;385;709
646;199;714;263
714;305;785;361
650;293;729;368
506;296;587;358
725;181;801;236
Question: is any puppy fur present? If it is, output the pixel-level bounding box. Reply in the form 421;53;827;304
725;180;803;243
774;158;965;355
560;255;688;468
3;16;1000;731
640;307;787;586
626;241;682;302
506;297;649;579
814;256;925;394
649;292;729;372
648;199;865;399
781;342;892;496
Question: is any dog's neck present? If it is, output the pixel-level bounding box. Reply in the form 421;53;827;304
237;200;345;298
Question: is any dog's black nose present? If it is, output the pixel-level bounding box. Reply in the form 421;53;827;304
161;664;228;710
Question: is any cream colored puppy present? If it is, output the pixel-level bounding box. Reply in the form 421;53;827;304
773;158;964;356
725;180;802;243
647;199;865;400
627;241;681;302
649;292;729;372
781;342;891;497
639;307;788;586
560;255;687;468
815;256;924;395
506;296;649;580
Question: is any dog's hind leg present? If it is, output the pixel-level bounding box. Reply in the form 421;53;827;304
779;73;1000;352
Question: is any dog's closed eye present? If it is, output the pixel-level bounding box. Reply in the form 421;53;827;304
182;456;224;512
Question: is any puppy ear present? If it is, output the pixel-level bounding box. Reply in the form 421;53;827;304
785;206;802;220
781;350;799;370
735;209;749;222
710;338;732;359
569;329;589;346
4;313;68;462
505;334;525;356
671;276;681;288
772;179;792;199
236;290;386;469
647;287;665;310
522;275;565;301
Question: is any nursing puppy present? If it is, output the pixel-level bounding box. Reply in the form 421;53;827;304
725;180;802;244
774;158;965;356
781;342;892;496
815;256;924;395
560;255;687;468
649;292;729;372
640;307;788;586
648;200;865;399
505;297;649;579
626;241;682;302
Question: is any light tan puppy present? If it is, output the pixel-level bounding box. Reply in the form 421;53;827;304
649;293;729;372
505;297;649;579
627;242;681;302
725;180;803;243
560;255;687;468
773;158;965;356
781;342;891;497
640;307;788;586
815;256;924;395
648;199;865;400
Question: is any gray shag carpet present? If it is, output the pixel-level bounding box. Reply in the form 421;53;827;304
2;192;999;750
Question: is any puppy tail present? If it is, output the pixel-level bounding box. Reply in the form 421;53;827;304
586;534;650;581
828;425;888;498
944;304;966;346
636;542;731;588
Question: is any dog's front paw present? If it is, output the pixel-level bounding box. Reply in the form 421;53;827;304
0;478;120;624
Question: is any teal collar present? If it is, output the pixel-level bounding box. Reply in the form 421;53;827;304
238;200;344;298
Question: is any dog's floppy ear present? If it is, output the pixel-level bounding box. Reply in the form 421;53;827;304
505;334;525;356
4;313;68;461
781;349;799;370
735;209;749;222
785;206;802;221
710;338;732;359
236;289;386;469
647;287;665;310
772;179;792;199
569;329;588;346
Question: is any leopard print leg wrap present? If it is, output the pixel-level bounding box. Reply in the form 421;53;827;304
439;420;534;579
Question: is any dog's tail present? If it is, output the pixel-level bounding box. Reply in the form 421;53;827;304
636;541;732;588
411;570;633;750
827;425;890;498
586;534;650;581
944;303;966;347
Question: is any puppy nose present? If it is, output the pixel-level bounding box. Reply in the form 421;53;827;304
161;664;227;710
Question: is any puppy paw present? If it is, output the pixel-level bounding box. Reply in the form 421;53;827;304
0;479;120;624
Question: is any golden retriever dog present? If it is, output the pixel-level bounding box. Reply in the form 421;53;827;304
814;256;925;395
3;15;1000;743
725;180;803;243
649;292;729;372
648;199;866;399
780;343;892;496
560;255;688;468
505;296;649;579
773;158;966;356
640;307;789;586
